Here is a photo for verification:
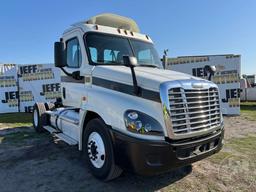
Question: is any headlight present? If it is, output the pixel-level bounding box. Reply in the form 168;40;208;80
124;110;164;136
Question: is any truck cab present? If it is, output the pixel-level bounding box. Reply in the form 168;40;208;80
33;13;224;181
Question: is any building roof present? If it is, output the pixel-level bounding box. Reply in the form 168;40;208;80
175;54;240;58
167;54;240;65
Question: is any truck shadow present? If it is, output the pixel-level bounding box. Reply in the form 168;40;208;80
76;149;192;192
106;165;192;192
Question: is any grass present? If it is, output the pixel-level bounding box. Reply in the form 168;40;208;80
206;135;256;191
0;131;48;145
209;134;256;164
228;134;256;155
208;151;232;164
0;113;32;128
240;102;256;121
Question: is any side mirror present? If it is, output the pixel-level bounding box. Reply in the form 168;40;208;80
204;65;216;81
123;56;138;67
54;42;66;68
204;65;216;75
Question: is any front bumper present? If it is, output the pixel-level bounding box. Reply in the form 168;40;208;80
110;127;224;176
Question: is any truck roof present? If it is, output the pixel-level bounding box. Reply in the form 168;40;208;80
63;13;152;43
80;13;140;33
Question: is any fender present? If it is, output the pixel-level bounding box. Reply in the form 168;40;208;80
86;85;166;138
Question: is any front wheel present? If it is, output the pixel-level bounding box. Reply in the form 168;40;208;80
83;118;122;181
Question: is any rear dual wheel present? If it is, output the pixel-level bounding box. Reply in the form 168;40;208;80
33;103;47;133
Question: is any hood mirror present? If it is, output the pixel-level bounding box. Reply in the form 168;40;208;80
204;65;216;81
123;56;138;67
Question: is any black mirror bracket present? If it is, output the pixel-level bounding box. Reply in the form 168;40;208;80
72;71;83;80
130;66;141;95
123;56;140;96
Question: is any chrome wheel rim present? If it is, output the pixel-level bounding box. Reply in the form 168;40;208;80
33;109;38;127
87;132;106;168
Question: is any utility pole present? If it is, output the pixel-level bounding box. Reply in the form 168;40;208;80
162;49;168;69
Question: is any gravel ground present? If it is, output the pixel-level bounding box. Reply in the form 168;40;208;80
0;115;255;192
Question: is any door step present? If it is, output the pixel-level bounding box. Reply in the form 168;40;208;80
43;125;78;145
55;133;78;145
43;125;59;134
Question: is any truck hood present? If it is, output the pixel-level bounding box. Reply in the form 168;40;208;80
92;66;200;91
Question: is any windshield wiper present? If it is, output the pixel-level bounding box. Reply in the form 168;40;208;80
94;60;124;66
137;64;158;68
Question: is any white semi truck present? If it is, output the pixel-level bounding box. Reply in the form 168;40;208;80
33;13;224;181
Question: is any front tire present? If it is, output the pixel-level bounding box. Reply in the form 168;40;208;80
83;118;122;181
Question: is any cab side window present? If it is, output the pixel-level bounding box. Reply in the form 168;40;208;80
89;47;97;63
66;38;82;68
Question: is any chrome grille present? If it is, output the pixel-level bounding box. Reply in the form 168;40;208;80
168;87;221;134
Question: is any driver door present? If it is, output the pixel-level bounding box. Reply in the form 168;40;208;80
61;31;85;107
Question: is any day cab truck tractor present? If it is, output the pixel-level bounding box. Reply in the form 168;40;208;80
33;13;224;181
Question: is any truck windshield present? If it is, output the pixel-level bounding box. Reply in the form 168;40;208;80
85;33;162;68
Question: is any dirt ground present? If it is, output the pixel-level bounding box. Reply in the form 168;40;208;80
0;115;255;192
